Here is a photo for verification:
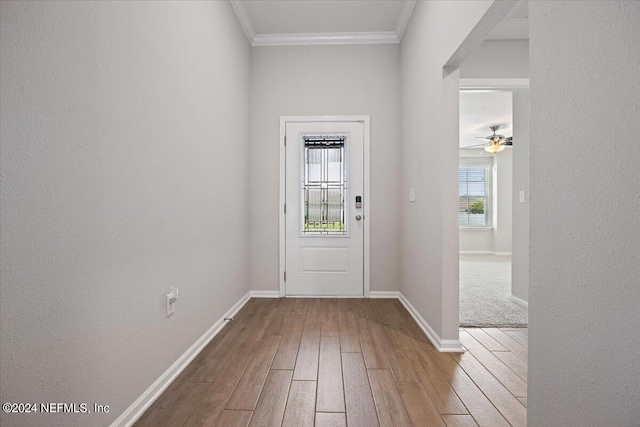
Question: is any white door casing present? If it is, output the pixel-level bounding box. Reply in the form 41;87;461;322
280;117;370;297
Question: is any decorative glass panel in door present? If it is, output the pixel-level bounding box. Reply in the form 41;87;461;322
301;135;347;235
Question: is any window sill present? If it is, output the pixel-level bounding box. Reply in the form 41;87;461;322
460;226;493;231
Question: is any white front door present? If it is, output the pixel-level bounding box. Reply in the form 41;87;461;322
285;120;364;296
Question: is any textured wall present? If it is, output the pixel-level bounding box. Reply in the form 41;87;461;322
249;44;401;293
0;2;250;426
529;1;640;425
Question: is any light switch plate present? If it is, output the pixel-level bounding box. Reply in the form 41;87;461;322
409;188;416;203
519;190;525;203
166;294;175;317
166;287;178;317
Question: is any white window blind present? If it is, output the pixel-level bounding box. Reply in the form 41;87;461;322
459;166;490;227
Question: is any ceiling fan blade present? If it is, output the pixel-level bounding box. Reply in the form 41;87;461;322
460;143;489;149
503;137;513;146
476;136;491;140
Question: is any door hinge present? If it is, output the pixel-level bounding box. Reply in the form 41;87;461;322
284;135;287;146
284;203;286;214
284;271;286;281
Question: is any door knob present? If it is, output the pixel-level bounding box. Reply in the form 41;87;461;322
355;214;362;221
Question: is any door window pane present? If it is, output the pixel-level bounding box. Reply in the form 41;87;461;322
301;135;347;235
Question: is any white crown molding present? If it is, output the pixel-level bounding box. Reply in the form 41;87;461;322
231;1;416;46
252;32;399;46
395;1;416;41
230;0;256;44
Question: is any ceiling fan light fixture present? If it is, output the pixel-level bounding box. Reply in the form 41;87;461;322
485;144;505;153
464;126;512;152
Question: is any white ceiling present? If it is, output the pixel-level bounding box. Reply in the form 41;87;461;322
231;0;416;45
460;91;513;150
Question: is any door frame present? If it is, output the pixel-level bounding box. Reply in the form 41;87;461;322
279;116;371;298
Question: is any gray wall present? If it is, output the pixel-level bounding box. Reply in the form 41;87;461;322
400;0;493;341
511;91;530;303
461;40;529;79
0;2;250;426
493;149;513;253
529;1;640;425
249;44;401;293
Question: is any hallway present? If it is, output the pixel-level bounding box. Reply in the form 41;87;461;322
135;298;527;427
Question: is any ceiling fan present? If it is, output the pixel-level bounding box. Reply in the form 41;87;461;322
461;125;513;153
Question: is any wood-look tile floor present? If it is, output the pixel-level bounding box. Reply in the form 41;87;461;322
135;298;528;427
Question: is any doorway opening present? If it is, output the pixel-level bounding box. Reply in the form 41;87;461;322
449;0;530;332
458;88;528;327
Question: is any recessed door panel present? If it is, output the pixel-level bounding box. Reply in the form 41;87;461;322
300;247;349;273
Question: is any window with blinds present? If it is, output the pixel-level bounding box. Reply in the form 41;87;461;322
459;167;490;227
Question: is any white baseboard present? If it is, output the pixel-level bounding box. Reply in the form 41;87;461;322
111;291;251;427
398;293;464;353
249;290;281;298
369;291;400;299
459;251;512;256
281;294;365;298
509;294;529;308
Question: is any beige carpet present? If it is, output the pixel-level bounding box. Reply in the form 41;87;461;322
459;254;528;327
